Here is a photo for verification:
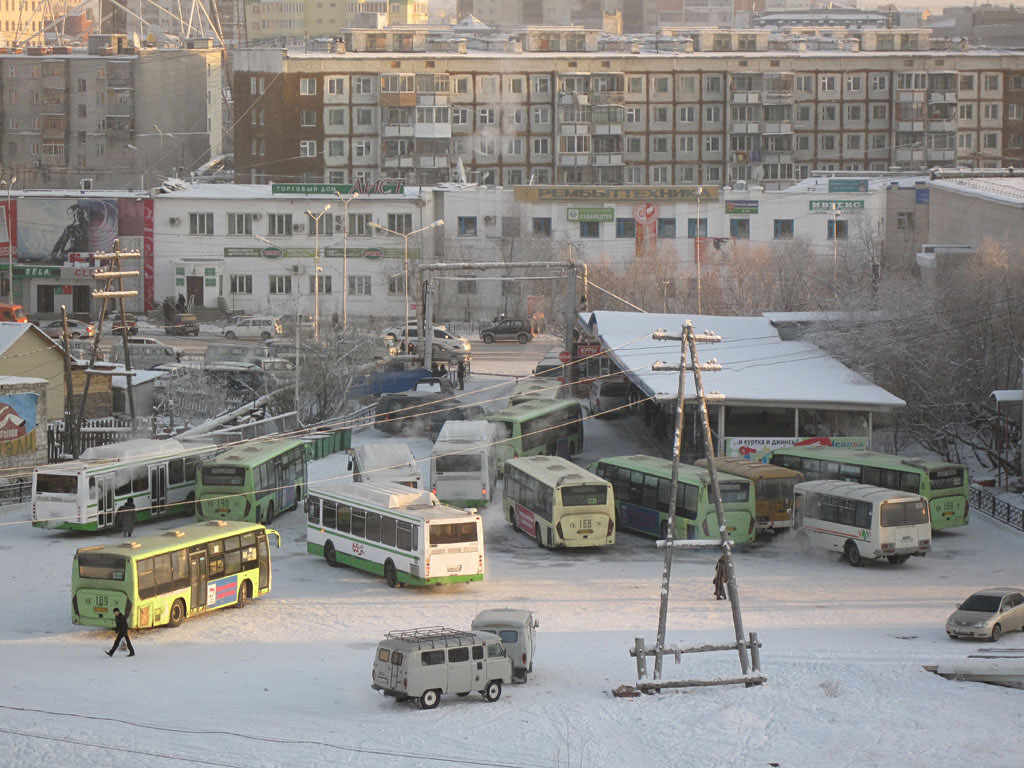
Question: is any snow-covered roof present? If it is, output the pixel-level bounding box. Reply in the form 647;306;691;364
781;174;927;194
581;310;905;410
0;374;47;386
991;389;1022;403
110;368;166;389
354;440;417;466
0;322;59;357
152;183;428;202
929;177;1024;207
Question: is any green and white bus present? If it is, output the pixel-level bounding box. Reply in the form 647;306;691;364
485;398;584;473
769;444;969;530
589;455;757;544
32;441;222;532
503;455;615;549
195;439;307;524
72;520;280;629
306;481;485;588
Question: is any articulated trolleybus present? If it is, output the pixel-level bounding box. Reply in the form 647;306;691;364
72;520;280;629
770;444;969;530
306;481;485;587
33;441;222;532
793;480;931;566
503;455;616;548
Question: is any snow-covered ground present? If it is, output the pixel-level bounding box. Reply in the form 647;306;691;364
3;365;1023;767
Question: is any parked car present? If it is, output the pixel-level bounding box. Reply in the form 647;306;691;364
588;379;630;417
384;324;472;355
39;318;95;339
223;316;282;341
479;318;533;344
414;376;454;395
946;588;1024;642
109;312;138;336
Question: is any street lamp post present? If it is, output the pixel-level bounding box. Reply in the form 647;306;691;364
368;219;445;349
306;204;332;342
334;190;358;331
1;174;15;305
832;203;839;300
696;185;703;314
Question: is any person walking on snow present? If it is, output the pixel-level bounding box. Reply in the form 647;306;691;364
106;607;135;657
713;554;728;600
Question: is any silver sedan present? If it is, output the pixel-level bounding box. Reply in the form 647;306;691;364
946;588;1024;642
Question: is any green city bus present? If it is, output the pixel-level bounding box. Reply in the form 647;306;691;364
72;520;280;629
769;444;969;530
485;398;584;474
589;455;757;544
195;439;307;524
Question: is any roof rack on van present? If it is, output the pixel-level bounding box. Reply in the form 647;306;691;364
385;627;478;648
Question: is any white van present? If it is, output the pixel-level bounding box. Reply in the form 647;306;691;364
471;608;538;683
223;316;283;341
371;627;513;709
350;441;422;488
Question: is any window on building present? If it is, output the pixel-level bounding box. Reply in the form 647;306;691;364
730;219;750;239
387;213;412;234
299;140;317;158
532;217;552;236
299;77;316;95
773;219;794;239
615;218;635;238
327;77;345;95
387;275;404;295
896;212;914;230
227;213;252;236
687;218;707;238
269;275;292;294
348;275;372;295
533;137;550;154
579;221;600;238
300;110;317;127
229;275;252;294
310;275;332;294
651;166;669;184
189;213;213;235
458;216;477;236
269;213;293;236
657;218;676;238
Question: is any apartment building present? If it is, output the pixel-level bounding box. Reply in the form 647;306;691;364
0;35;223;191
232;31;1024;192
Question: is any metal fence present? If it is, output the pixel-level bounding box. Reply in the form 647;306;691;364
46;417;152;463
970;485;1024;533
0;479;31;506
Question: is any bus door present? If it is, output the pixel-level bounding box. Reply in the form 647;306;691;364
150;465;167;518
257;533;270;592
189;550;208;612
96;476;115;528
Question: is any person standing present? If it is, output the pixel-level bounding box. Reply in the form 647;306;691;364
456;360;466;391
713;554;728;600
106;607;135;657
119;497;136;538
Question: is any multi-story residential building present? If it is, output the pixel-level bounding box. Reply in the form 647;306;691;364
231;31;1024;192
0;35;223;191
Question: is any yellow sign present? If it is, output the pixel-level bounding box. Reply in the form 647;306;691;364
515;185;719;203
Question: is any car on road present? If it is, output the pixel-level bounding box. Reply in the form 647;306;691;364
946;587;1024;642
479;318;533;344
39;318;95;339
588;379;630;417
223;316;283;341
384;324;471;354
109;312;138;336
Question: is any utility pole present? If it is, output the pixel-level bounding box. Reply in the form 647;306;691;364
564;245;578;392
60;305;77;458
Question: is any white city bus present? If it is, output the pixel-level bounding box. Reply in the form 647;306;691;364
350;441;422;489
793;480;932;567
33;440;222;532
306;481;485;587
503;455;615;549
430;421;500;507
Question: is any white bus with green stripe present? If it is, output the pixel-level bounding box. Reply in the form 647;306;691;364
306;481;485;588
32;441;222;532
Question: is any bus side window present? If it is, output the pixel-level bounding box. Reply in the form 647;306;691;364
322;500;337;530
862;467;880;486
306;497;320;525
900;472;920;493
132;470;149;494
855;501;872;529
682;484;698;519
365;511;381;542
169;459;185;486
336;504;351;534
184;457;199;482
351;509;366;538
397;520;413;551
115;471;131;497
171;549;189;590
88;477;96;500
879;469;898;490
380;516;397;547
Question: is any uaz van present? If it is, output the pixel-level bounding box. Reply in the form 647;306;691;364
472;608;538;683
371;627;513;709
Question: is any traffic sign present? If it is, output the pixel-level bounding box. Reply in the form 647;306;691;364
558;350;571;364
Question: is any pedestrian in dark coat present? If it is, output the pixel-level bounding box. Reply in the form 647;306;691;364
713;554;728;600
106;607;135;657
119;497;136;537
456;360;466;391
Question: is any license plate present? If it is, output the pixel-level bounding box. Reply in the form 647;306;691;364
447;565;462;573
217;508;229;515
578;529;592;535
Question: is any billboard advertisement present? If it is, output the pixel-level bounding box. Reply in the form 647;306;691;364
16;198;120;264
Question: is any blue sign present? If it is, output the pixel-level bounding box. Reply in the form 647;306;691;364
916;189;930;204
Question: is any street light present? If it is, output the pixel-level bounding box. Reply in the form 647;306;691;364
306;203;332;342
256;234;301;412
334;190;358;331
696;185;703;314
1;174;16;305
368;218;445;348
832;203;839;300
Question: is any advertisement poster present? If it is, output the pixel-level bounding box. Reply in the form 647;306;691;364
0;393;38;457
16;198;119;264
725;435;870;462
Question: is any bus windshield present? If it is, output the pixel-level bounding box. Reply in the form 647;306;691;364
77;552;127;580
560;484;608;506
436;455;482;473
429;522;479;545
717;481;750;504
36;474;78;494
201;466;246;487
880;500;929;527
929;468;963;489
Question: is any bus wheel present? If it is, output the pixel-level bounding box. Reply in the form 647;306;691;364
324;540;338;567
844;541;863;567
384;559;400;588
483;680;502;702
419;689;440;709
236;580;250;608
886;555;909;565
509;508;518;531
535;526;544;548
168;599;186;628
